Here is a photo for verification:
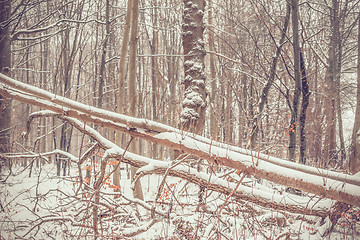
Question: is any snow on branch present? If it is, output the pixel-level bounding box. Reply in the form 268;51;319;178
4;149;78;163
1;73;360;208
11;18;119;41
122;219;158;237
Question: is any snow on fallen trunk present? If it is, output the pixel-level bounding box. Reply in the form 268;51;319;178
1;73;360;207
0;72;358;187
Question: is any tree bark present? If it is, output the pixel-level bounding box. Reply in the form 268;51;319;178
299;51;310;164
288;0;302;161
128;0;144;200
349;14;360;174
308;56;322;165
97;0;110;110
0;0;11;175
208;0;218;141
117;0;132;118
180;0;206;134
225;79;232;143
115;0;133;194
333;0;345;166
151;0;158;159
323;0;339;167
59;26;74;176
335;39;346;167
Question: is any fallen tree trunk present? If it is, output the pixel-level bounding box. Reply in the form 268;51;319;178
1;73;360;208
0;73;358;186
25;110;331;218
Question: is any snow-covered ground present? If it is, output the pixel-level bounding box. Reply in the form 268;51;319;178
1;162;359;240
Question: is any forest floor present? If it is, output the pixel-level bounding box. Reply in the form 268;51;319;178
0;162;359;240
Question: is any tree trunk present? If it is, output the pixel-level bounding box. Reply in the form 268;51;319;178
59;26;73;176
97;0;110;111
115;0;133;191
0;0;11;175
225;79;232;144
238;75;247;147
336;71;346;167
324;0;339;167
151;0;158;159
299;51;310;164
117;0;132;116
349;14;360;174
128;0;144;200
288;0;302;161
308;56;323;165
180;0;206;134
335;40;345;167
208;0;218;141
333;0;345;167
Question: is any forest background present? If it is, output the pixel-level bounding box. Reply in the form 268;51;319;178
0;0;360;239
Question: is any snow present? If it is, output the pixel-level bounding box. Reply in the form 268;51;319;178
1;136;359;239
184;60;203;71
182;91;205;107
180;107;199;122
182;30;193;36
192;79;205;86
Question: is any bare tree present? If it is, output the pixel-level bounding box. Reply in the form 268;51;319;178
250;1;291;149
2;0;360;238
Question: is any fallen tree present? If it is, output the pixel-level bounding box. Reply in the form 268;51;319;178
1;72;360;209
20;110;330;218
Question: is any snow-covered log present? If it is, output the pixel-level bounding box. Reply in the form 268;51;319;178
27;110;331;217
1;73;360;208
1;73;357;186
